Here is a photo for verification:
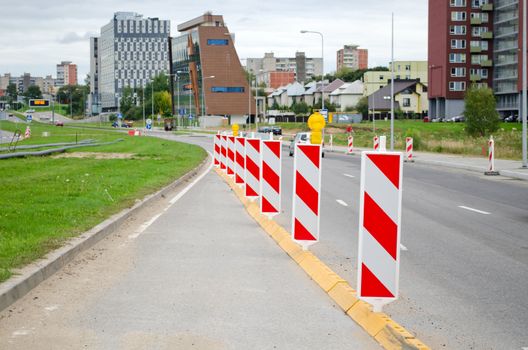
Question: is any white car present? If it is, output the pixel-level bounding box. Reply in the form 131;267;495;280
288;132;325;157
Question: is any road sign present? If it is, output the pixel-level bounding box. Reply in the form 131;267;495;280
146;118;152;125
292;143;322;250
26;115;32;122
235;137;246;186
245;138;261;200
357;151;403;312
29;99;50;107
179;108;186;115
214;134;221;167
117;113;123;119
146;123;152;130
227;136;235;177
320;109;328;120
260;140;282;218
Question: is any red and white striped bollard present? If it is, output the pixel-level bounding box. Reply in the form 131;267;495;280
260;140;282;218
405;137;414;162
245;138;261;200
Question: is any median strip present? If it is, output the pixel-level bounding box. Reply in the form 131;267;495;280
215;167;430;350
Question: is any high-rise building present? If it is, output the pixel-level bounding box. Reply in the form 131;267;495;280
91;12;170;111
246;52;323;84
56;61;77;87
428;0;514;119
171;12;255;121
336;45;368;71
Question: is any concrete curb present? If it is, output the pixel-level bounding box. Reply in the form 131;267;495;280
215;167;430;350
0;155;211;313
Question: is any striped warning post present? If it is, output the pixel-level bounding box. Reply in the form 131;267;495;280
260;140;282;217
213;134;221;167
405;137;413;162
227;136;235;177
485;136;499;175
292;143;322;250
220;134;227;171
245;138;261;200
24;126;31;139
235;137;246;186
357;151;403;312
373;136;379;151
347;135;354;154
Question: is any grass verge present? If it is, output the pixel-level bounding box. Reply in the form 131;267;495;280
0;121;206;282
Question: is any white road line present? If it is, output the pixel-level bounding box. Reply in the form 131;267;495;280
129;152;213;240
458;206;491;215
336;199;348;207
400;244;408;251
343;173;355;178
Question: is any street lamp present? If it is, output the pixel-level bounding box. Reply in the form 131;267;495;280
390;13;395;151
201;75;215;118
300;30;324;111
523;0;527;167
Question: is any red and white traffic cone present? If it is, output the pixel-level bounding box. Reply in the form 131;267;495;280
260;140;282;218
485;136;500;175
347;135;354;155
405;137;414;162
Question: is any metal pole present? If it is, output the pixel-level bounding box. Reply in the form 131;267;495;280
321;32;325;112
523;0;528;167
390;12;395;151
142;83;145;129
151;78;154;118
177;74;180;127
255;79;259;132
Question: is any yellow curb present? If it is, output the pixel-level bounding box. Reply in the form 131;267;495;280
213;168;431;350
328;281;359;312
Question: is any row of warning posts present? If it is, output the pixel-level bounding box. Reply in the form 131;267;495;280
213;132;404;312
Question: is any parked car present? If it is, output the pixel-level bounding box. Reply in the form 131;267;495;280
447;115;465;122
55;121;64;127
432;117;445;123
25;109;35;113
504;115;518;123
272;126;282;135
289;132;325;158
423;116;430;122
112;121;130;128
258;126;272;134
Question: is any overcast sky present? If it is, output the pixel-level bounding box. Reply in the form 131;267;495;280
0;0;427;82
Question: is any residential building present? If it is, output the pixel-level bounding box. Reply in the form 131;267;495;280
336;45;368;71
313;79;345;106
56;61;77;87
246;52;323;84
261;71;296;89
171;12;255;123
329;80;364;111
368;79;429;118
428;0;494;118
91;12;171;111
363;61;428;96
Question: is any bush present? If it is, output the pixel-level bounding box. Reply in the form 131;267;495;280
464;86;500;137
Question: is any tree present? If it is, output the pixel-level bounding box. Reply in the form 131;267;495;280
120;87;134;116
154;91;172;116
6;83;17;103
292;102;309;115
355;96;369;119
24;85;42;101
56;85;87;117
463;86;500;136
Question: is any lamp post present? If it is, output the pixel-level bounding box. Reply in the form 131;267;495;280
383;96;391;126
390;12;395;151
300;30;324;111
523;0;527;167
201;75;215;122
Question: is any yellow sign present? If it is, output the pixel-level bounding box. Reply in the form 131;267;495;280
29;99;50;107
232;124;239;137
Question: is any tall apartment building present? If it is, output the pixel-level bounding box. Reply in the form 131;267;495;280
56;61;77;87
246;52;323;84
91;12;170;111
336;45;368;71
171;12;255;120
428;0;495;118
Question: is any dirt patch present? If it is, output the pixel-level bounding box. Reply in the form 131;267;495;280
52;152;135;159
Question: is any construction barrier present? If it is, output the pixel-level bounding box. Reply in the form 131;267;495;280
379;136;387;152
24;126;31;139
227;136;235;177
347;135;354;155
357;151;403;312
260;140;282;218
245;138;261;200
292;143;322;250
213;134;221;167
405;137;414;162
485;136;500;175
373;136;379;151
235;137;246;186
220;134;227;171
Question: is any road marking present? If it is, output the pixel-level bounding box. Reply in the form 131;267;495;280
336;199;348;207
343;173;355;178
168;152;214;205
128;213;162;239
458;206;491;215
400;244;408;251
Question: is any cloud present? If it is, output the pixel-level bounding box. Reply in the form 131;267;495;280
58;32;96;44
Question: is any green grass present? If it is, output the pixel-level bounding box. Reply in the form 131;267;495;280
14;104;71;116
0;122;206;282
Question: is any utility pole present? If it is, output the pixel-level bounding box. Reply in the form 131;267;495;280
390;12;395;151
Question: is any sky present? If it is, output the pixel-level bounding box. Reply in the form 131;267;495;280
0;0;427;82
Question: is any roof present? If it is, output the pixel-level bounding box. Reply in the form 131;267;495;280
368;80;422;110
315;79;345;93
286;81;305;97
330;80;364;96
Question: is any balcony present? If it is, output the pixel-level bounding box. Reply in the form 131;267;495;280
481;3;493;11
481;32;494;39
470;46;482;53
481;59;493;67
471;17;482;25
470;74;482;81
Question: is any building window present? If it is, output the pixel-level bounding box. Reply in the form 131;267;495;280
450;25;467;35
451;67;466;77
403;98;411;107
211;86;245;93
451;39;467;49
449;81;466;91
449;53;466;63
207;39;229;46
450;0;466;6
451;11;467;21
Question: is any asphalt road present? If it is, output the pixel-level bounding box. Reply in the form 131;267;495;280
175;133;528;350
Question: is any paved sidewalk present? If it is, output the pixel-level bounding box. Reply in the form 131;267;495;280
327;144;528;181
0;168;381;349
